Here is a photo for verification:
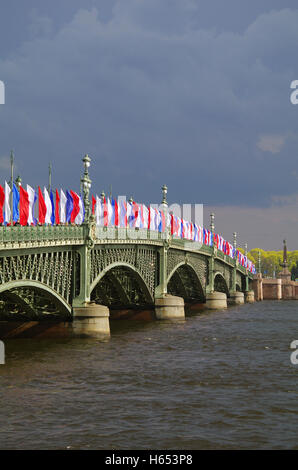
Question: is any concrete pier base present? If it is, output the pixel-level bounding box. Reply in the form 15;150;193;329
245;290;255;303
228;291;245;305
253;273;263;301
205;292;227;309
262;278;282;300
72;302;110;338
155;295;185;320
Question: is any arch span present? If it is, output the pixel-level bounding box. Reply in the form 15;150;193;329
214;272;230;296
90;262;154;307
0;280;72;315
167;262;205;302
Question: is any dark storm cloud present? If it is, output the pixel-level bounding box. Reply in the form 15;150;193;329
0;1;298;221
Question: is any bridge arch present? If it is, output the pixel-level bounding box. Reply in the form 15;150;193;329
0;280;72;316
90;262;154;307
214;272;230;296
167;262;205;302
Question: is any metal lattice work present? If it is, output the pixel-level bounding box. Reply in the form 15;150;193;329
188;253;208;289
168;264;205;302
91;265;153;307
0;287;71;320
0;249;73;305
214;260;233;290
167;249;186;277
167;249;208;289
90;245;157;298
214;273;230;295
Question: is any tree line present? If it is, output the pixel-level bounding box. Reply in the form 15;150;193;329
247;248;298;280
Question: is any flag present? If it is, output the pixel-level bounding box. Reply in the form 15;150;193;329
13;183;20;223
103;196;108;227
175;217;181;237
19;186;29;226
181;219;186;239
92;195;96;215
107;198;113;226
43;187;52;225
120;200;127;228
158;210;166;232
4;181;11;224
75;194;84;225
133;202;139;228
142;204;149;229
50;190;55;225
55;189;60;225
170;214;174;235
65;190;73;223
38;186;46;224
95;195;102;226
112;199;119;227
60;189;67;224
0;185;4;224
70;190;80;223
27;185;37;226
127;201;135;228
148;206;157;231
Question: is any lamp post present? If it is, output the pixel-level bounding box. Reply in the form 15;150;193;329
161;184;168;208
81;154;91;223
161;184;169;240
244;242;249;291
232;232;237;292
15;175;22;189
258;251;261;274
210;213;215;234
48;162;52;193
208;213;215;293
233;232;237;251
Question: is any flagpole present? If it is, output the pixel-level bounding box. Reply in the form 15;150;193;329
48;162;52;193
10;150;14;225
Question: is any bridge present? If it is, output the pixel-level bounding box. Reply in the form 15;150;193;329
0;156;255;338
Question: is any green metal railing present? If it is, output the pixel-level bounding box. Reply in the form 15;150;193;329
0;225;84;245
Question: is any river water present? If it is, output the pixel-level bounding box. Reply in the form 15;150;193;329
0;300;297;450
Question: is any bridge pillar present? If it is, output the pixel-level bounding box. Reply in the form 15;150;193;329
244;290;255;303
155;294;185;320
228;291;245;305
205;291;227;309
253;273;263;301
72;302;110;337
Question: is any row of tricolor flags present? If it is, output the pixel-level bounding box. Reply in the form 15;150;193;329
0;182;256;274
0;183;84;226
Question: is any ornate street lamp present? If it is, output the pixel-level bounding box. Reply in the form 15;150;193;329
233;232;237;250
81;154;92;223
15;175;22;189
244;242;248;257
161;184;168;207
210;213;215;233
258;250;261;274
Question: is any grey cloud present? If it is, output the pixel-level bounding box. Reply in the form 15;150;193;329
0;3;297;213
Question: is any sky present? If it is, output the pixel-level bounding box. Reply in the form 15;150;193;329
0;0;298;250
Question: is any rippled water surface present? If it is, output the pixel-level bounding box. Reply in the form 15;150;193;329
0;300;297;450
